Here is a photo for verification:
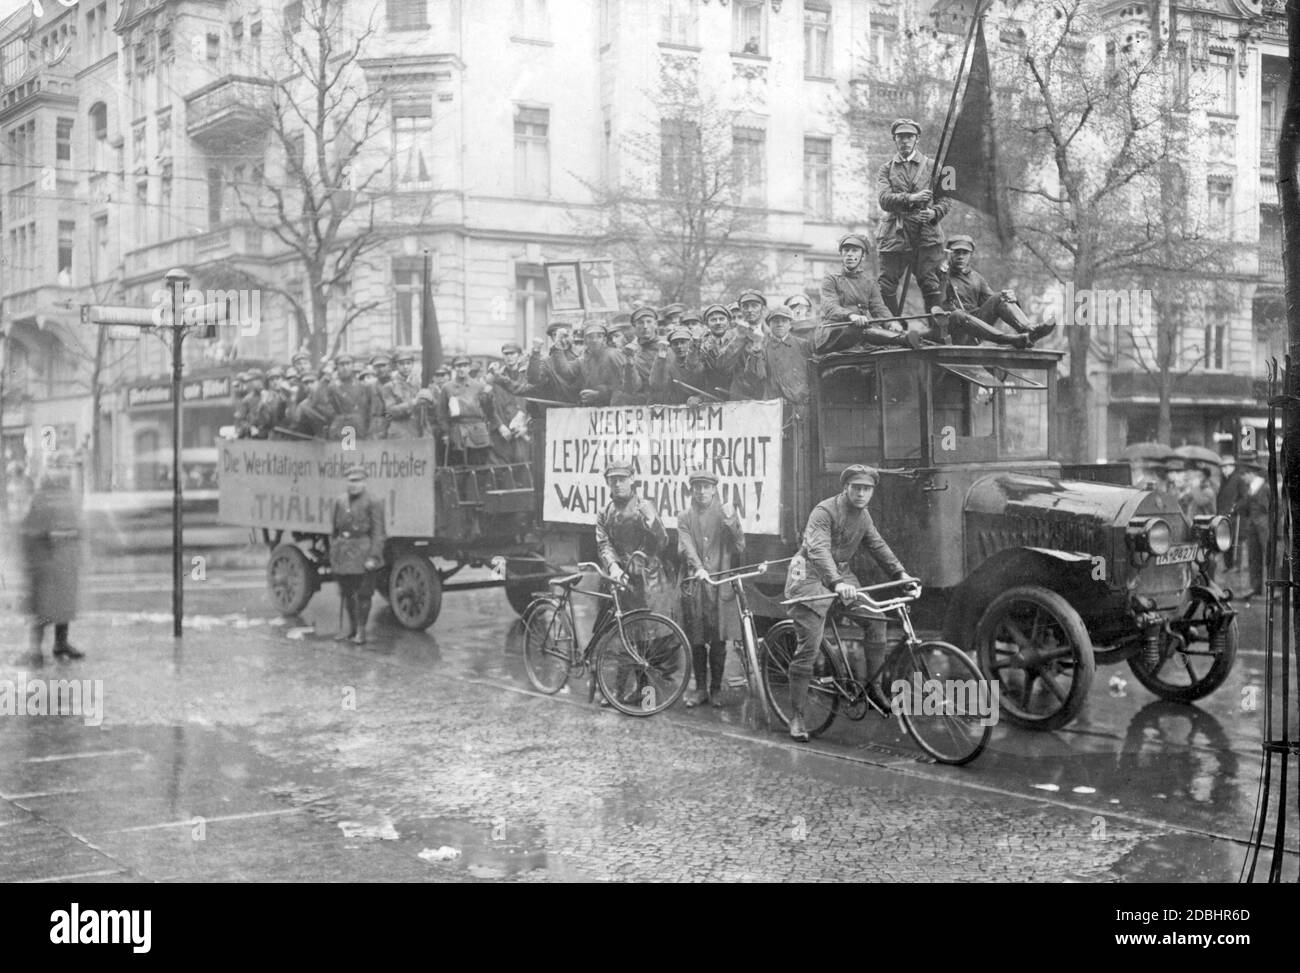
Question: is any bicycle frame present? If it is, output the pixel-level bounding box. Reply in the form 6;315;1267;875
700;560;784;725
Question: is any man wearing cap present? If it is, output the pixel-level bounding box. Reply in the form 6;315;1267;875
487;342;531;462
681;308;704;340
649;327;705;405
287;370;323;437
436;356;498;464
574;321;634;406
677;469;745;707
941;236;1056;347
366;353;393;438
698;303;736;395
783;464;919;741
383;351;421;439
527;322;583;404
818;234;928;353
608;313;636;351
265;366;294;439
237;369;274;439
658;303;685;336
751;305;812;407
615;306;663;405
320;353;377;440
1232;453;1271;598
330;465;386;645
291;350;312;372
785;293;815;336
713;291;769;399
876;118;950;317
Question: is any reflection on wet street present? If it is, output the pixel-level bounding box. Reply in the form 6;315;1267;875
1;558;1296;882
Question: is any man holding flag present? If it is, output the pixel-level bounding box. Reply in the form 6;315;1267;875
876;118;950;318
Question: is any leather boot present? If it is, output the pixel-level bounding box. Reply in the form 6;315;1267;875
352;596;370;645
863;641;892;715
788;671;812;740
334;590;356;641
20;625;45;668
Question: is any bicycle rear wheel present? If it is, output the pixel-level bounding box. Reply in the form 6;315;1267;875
760;620;839;738
890;640;991;766
593;610;691;716
522;597;575;694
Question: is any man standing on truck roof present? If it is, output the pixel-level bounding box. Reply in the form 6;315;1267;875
330;465;386;646
783;465;919;742
876;117;949;317
818;234;930;353
941;235;1056;347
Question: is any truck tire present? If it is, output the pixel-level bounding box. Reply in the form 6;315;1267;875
973;585;1095;731
1127;595;1237;702
267;544;317;616
387;554;443;630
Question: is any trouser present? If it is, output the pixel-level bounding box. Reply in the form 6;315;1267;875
949;294;1035;345
691;642;727;696
337;573;376;633
31;621;71;651
1246;519;1269;593
788;604;886;716
878;246;946;317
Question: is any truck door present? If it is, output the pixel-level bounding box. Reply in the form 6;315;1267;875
873;358;936;585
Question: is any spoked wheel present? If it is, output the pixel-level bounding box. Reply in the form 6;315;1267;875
521;597;575;694
974;586;1094;731
889;640;992;766
266;544;317;616
387;554;443;630
760;620;839;738
593;610;691;716
1127;596;1238;702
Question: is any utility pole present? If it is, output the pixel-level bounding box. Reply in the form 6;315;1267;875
166;268;189;638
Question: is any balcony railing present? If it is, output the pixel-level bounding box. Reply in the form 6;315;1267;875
1260;250;1283;283
184;76;274;144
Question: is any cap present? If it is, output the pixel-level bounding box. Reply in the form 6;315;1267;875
840;464;880;487
766;306;794;324
609;316;634;332
501;341;523;354
1236;452;1264;470
451;355;472;366
946;234;975;252
290;351;311;364
681;307;702;325
335;352;355;365
737;290;767;307
394;350;415;363
545;320;571;336
583;321;608;336
687;469;719;485
668;327;693;343
369;352;391;366
433;365;451;376
235;371;250;383
345;464;368;481
727;303;741;314
284;367;300;381
246;368;265;381
784;293;812;309
702;303;730;321
266;366;285;379
604;462;634;479
631;305;658;324
891;117;921;137
302;371;319;382
838;233;870;252
659;303;685;318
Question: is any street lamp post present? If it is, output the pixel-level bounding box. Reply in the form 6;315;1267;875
165;268;189;638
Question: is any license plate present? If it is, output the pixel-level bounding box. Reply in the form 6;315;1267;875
1155;544;1198;565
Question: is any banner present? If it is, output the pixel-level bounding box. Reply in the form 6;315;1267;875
543;400;784;534
218;440;438;537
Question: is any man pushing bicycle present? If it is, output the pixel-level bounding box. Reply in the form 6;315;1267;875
784;464;919;741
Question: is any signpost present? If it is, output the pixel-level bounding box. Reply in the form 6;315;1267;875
83;270;227;638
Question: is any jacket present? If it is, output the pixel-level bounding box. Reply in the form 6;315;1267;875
875;151;950;252
330;491;386;576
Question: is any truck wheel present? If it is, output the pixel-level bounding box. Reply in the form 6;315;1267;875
1128;596;1237;702
973;585;1095;731
267;544;317;616
388;554;443;630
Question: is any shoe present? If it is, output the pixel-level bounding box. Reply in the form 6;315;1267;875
789;715;810;741
53;644;85;660
710;690;727;708
896;330;925;351
333;631;354;642
351;631;366;645
1028;318;1057;342
1012;334;1033;350
864;680;892;715
684;689;708;708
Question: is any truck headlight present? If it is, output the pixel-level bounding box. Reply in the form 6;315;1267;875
1193;515;1232;553
1128;517;1173;556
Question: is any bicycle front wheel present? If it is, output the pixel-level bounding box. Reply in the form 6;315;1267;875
760;620;838;738
890;640;992;766
593;610;691;716
522;597;575;694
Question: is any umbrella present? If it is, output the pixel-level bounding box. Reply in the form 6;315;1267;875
1117;441;1176;463
1174;445;1222;469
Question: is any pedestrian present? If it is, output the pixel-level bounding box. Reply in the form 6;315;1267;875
1180;464;1217;518
330;465;386;645
876;117;950;316
20;463;85;666
488;342;531;462
783;464;918;741
1235;453;1271;599
677;470;745;707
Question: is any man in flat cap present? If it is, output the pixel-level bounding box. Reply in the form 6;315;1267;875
526;321;582;404
1232;453;1272;599
785;293;815;337
649;326;705;405
818;234;931;353
365;353;393;438
383;350;422;439
658;303;685;337
330;465;386;645
319;352;378;441
941;236;1056;347
752;305;812;408
237;369;274;439
714;291;769;399
436;355;498;464
677;469;746;707
877;118;950;318
574;321;634;407
487;342;531;462
783;464;919;741
616;305;663;405
697;303;736;395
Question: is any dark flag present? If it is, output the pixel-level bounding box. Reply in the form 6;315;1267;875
419;249;443;383
935;17;1013;246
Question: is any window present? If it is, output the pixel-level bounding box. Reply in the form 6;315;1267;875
392;95;434;186
514;105;550;197
133;121;146;166
206;33;220;62
516;263;549;343
804;3;831;77
662;0;698;46
388;0;428;30
1262;75;1283;163
733;0;766;55
91;215;107;281
804;137;831;219
821;366;882;465
880;361;922;461
56;117;73;162
1203;322;1227;371
732;127;766;207
208;167;223;228
514;0;549;39
1207;177;1233;238
57;220;75;280
249;20;263;68
285;2;303;33
136;179;149;233
393;262;422;346
159;163;172;239
287;132;306;173
157;26;171;58
660;117;701;196
1208;51;1235;114
157;110;171;157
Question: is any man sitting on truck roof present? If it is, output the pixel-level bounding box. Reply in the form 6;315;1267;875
817;234;938;354
941;235;1056;348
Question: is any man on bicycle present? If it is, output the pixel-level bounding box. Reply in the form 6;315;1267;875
784;464;918;741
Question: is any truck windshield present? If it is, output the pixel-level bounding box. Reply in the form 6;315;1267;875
933;364;1049;461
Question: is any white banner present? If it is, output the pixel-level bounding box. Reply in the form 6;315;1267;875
543;400;784;534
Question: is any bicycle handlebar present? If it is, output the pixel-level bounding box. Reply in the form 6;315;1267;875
699;561;770;587
781;577;922;610
575;560;632;590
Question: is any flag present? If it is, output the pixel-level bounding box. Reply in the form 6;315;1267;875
420;250;443;383
936;17;1013;246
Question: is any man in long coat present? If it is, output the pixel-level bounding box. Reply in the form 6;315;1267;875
21;467;85;664
330;465;386;645
876;117;950;316
678;470;745;707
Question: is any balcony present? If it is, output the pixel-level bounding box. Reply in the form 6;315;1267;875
193;223;266;263
1260;250;1283;284
122;237;196;284
1261;125;1280;168
1110;371;1255;406
1;284;86;324
184;76;274;145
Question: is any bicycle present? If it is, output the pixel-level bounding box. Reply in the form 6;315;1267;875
697;560;786;729
764;579;992;765
521;556;693;716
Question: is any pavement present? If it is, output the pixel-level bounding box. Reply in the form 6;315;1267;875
0;551;1296;883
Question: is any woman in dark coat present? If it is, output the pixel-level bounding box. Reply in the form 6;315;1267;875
21;469;85;665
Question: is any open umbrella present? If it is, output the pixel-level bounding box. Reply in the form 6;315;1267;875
1174;445;1222;469
1117;441;1176;463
